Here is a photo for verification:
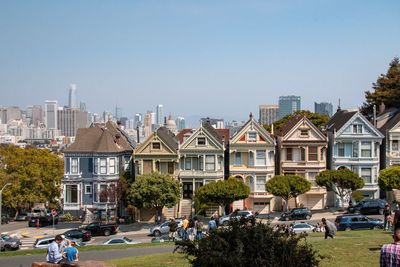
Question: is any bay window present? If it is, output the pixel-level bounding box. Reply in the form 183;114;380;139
65;185;78;203
205;155;215;171
256;150;266;165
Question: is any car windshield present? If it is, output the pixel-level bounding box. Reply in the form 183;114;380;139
1;234;10;240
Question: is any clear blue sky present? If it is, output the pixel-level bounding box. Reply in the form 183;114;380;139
1;1;399;122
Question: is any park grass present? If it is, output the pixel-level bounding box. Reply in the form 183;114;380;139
106;230;393;267
0;242;174;257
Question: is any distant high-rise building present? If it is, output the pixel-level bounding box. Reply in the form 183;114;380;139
134;113;142;128
57;108;88;136
45;100;58;129
103;111;113;122
68;84;78;109
314;102;333;117
278;95;301;119
156;104;163;126
143;111;153;137
6;106;21;122
0;108;7;124
175;116;186;130
31;105;43;126
119;117;128;128
80;102;87;112
115;105;123;120
259;104;279;125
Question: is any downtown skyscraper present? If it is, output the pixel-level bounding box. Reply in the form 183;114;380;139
156;104;163;126
68;84;78;109
278;95;301;119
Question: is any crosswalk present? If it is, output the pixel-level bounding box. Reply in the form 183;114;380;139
20;237;37;250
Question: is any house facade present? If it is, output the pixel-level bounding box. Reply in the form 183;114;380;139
378;111;400;168
276;116;328;210
133;126;180;221
62;121;135;221
176;122;225;217
326;110;384;203
229;114;276;213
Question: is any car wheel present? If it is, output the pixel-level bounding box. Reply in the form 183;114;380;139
373;225;381;230
223;221;229;226
4;245;11;251
154;230;161;237
103;229;111;236
305;215;311;220
345;227;352;231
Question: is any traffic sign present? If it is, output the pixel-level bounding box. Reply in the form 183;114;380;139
51;209;57;217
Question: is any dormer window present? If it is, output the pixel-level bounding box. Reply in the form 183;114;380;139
197;137;206;146
300;129;309;137
152;142;161;150
353;124;362;134
248;131;257;142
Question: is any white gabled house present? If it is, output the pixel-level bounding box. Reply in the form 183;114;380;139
326;110;384;204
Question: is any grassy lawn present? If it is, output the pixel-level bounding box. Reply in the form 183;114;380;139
0;242;174;257
106;230;393;267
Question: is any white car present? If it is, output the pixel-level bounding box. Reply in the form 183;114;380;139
291;223;315;234
219;210;254;226
102;236;141;245
33;236;84;249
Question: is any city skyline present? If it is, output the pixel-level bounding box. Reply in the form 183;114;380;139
1;1;399;121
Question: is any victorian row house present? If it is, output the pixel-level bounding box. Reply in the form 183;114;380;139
229;114;276;213
276;116;328;210
326;110;384;205
62;121;135;221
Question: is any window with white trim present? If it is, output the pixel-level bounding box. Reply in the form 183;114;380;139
65;185;78;203
353;124;362;134
256;176;266;192
99;184;108;202
71;158;78;174
109;158;116;174
85;185;92;194
361;168;372;184
361;141;372;157
197;137;206;146
185;158;191;170
100;159;107;174
94;159;98;174
152;142;161;150
392;140;399;151
352;142;359;158
235;152;242;165
338;143;345;157
256;150;266;165
205;155;215;171
248;131;257;142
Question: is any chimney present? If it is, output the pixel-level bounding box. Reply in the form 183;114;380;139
115;133;122;146
249;112;253;119
373;105;377;127
136;125;140;143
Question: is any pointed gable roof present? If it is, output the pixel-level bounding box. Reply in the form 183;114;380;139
326;110;357;132
275;115;303;137
179;121;224;150
276;115;326;141
135;126;179;154
379;110;400;133
231;113;275;145
176;129;195;144
64;123;135;154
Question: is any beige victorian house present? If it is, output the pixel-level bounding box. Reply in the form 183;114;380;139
133;126;180;221
176;121;225;217
230;114;276;213
276;116;327;210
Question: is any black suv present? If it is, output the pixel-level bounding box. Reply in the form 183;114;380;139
280;208;312;221
348;199;387;215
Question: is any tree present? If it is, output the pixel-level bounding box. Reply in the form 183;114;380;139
378;166;400;191
0;145;63;213
263;110;329;133
362;57;400;117
175;220;322;267
125;172;181;222
265;175;311;210
316;169;364;210
195;177;250;215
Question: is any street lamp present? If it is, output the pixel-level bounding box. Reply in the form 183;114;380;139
0;183;12;234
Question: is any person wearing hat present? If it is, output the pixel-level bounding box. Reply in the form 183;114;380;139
46;234;64;264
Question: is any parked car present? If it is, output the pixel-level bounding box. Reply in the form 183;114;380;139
15;212;29;221
0;234;21;251
63;229;91;242
28;216;59;227
33;236;84;249
219;210;254;226
280;208;312;221
335;214;384;231
82;222;118;236
149;219;183;237
291;222;315;233
102;236;140;245
348;199;388;215
151;235;182;243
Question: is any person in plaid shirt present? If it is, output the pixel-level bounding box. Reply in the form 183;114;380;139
380;224;400;267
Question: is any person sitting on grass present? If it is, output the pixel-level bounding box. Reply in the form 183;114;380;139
46;234;64;264
63;240;79;264
380;224;400;267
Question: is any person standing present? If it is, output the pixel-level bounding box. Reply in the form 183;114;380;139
322;218;337;239
208;216;217;233
168;218;178;241
384;204;392;231
46;235;64;264
380;225;400;266
181;216;189;239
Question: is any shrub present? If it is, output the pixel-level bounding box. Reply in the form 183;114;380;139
175;220;323;267
62;213;74;222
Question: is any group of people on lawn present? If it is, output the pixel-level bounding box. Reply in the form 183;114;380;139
168;215;214;241
46;234;79;265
